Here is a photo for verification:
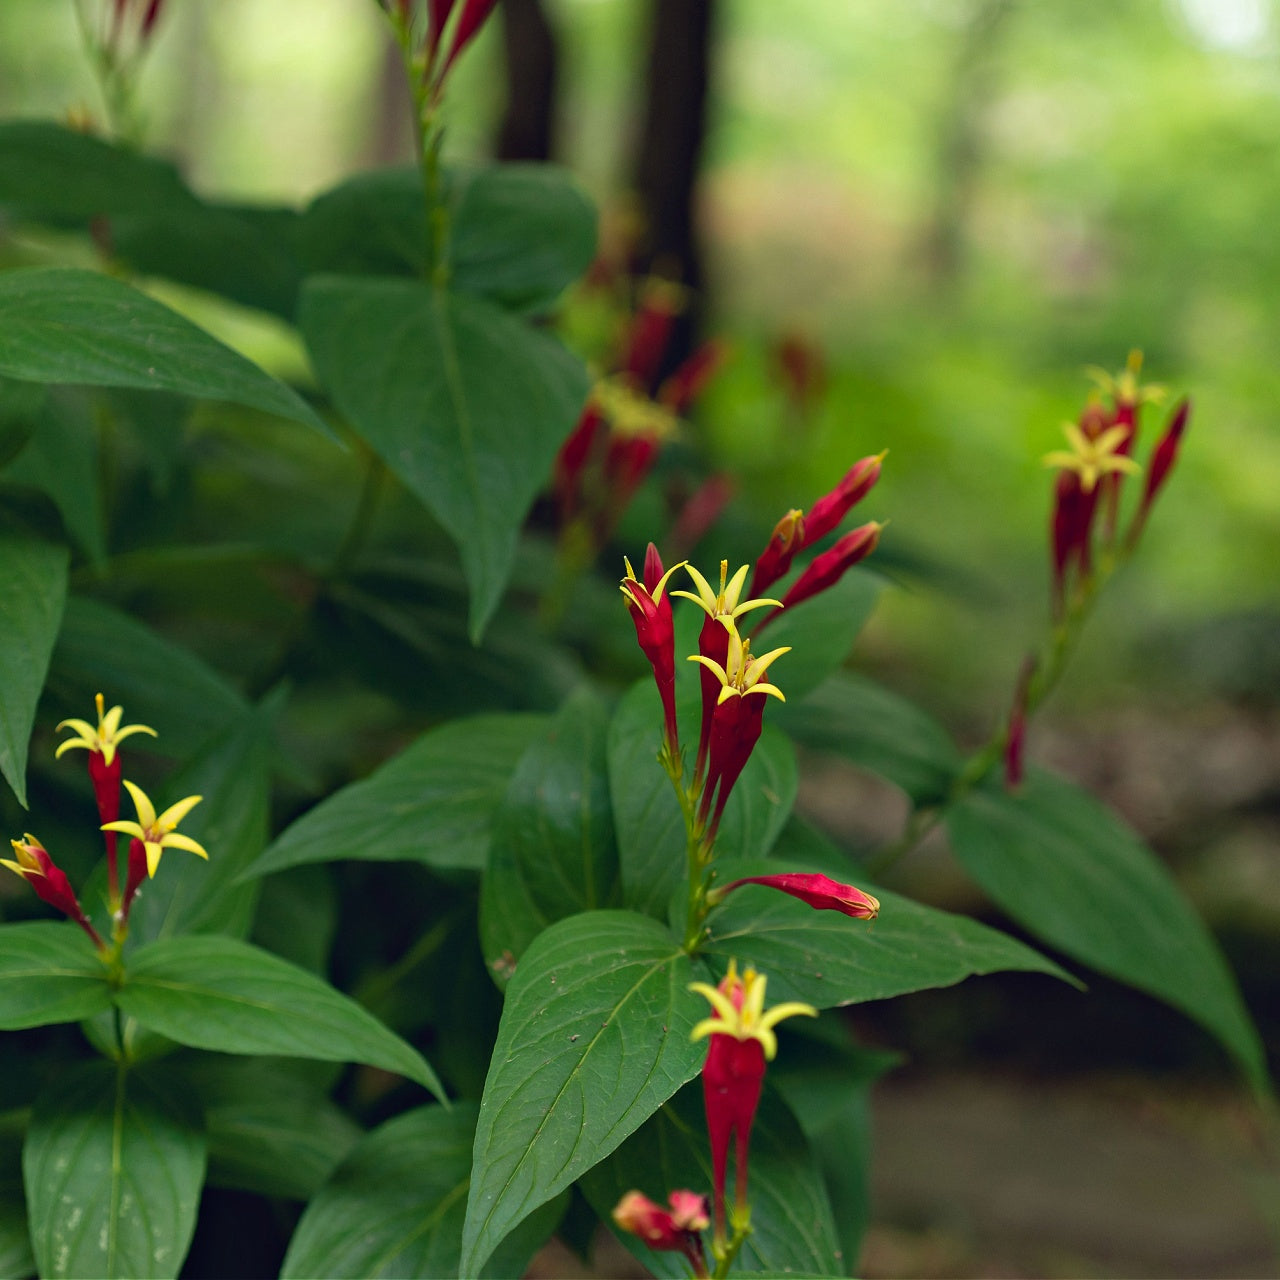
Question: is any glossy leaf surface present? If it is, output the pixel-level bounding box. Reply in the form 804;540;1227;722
24;1062;205;1279
247;713;546;878
0;537;67;807
948;771;1269;1093
299;276;588;638
461;911;708;1277
116;935;445;1099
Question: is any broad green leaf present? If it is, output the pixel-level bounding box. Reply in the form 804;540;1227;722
23;1061;205;1279
448;164;597;310
748;570;881;701
0;923;110;1029
0;375;42;467
480;688;619;980
0;121;193;220
249;865;337;975
771;1023;901;1274
3;390;105;562
947;770;1269;1094
301;163;596;311
50;596;248;761
580;1084;843;1278
0;537;68;807
125;694;277;945
246;713;546;878
282;1104;565;1279
461;911;709;1277
701;845;1073;1010
115;934;445;1100
111;203;304;320
0;268;325;434
773;671;964;805
607;678;797;916
179;1056;361;1200
298;276;588;639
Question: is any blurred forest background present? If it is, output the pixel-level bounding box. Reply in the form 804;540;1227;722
2;0;1279;1275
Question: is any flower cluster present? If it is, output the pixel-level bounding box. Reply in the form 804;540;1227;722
4;695;208;954
556;277;725;549
1042;350;1189;619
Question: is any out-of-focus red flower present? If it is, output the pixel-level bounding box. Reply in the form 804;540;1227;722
612;1189;710;1274
1003;655;1037;790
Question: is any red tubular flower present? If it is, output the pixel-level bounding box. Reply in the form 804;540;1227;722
56;694;156;906
1127;397;1191;549
712;871;880;919
689;623;789;839
612;1189;710;1275
749;508;805;599
801;452;886;548
621;546;687;754
667;473;735;561
755;521;883;629
623;278;685;388
3;836;103;949
660;339;728;416
1003;654;1037;790
553;404;605;522
773;330;827;415
439;0;500;79
689;962;816;1243
673;563;781;781
426;0;457;63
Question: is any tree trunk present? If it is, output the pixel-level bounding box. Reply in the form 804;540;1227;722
496;0;559;162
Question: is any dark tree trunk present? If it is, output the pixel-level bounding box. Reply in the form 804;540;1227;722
632;0;717;366
496;0;559;162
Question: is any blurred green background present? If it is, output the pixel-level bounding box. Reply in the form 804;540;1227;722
2;2;1278;1275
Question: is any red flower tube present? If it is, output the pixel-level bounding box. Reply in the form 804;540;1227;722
711;871;880;919
621;546;687;755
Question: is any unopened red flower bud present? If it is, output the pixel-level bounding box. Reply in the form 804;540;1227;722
3;836;103;948
802;452;886;548
659;339;727;415
623;278;685;389
758;521;882;627
749;508;805;598
439;0;499;79
1127;397;1191;549
711;871;880;919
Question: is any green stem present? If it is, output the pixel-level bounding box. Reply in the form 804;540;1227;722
711;1221;750;1279
869;550;1123;876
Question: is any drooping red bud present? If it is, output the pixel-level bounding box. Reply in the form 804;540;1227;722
756;521;882;628
749;508;805;598
713;871;880;919
439;0;500;79
1128;397;1191;548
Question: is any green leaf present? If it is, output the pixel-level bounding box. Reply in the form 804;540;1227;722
4;390;105;563
749;570;881;701
773;671;964;805
49;596;249;761
461;911;709;1277
298;276;588;639
0;923;111;1030
0;120;194;221
947;770;1269;1094
771;1023;901;1274
115;934;445;1100
0;375;42;467
246;712;546;879
125;694;277;945
607;678;797;916
448;164;597;310
480;689;619;976
702;840;1074;1010
283;1104;566;1279
180;1056;362;1200
301;163;596;312
23;1061;206;1279
580;1084;843;1278
0;537;68;807
0;268;325;434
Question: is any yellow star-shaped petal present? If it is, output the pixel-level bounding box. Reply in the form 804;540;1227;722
689;960;816;1061
56;693;157;766
101;780;208;878
1043;422;1141;493
689;622;790;704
